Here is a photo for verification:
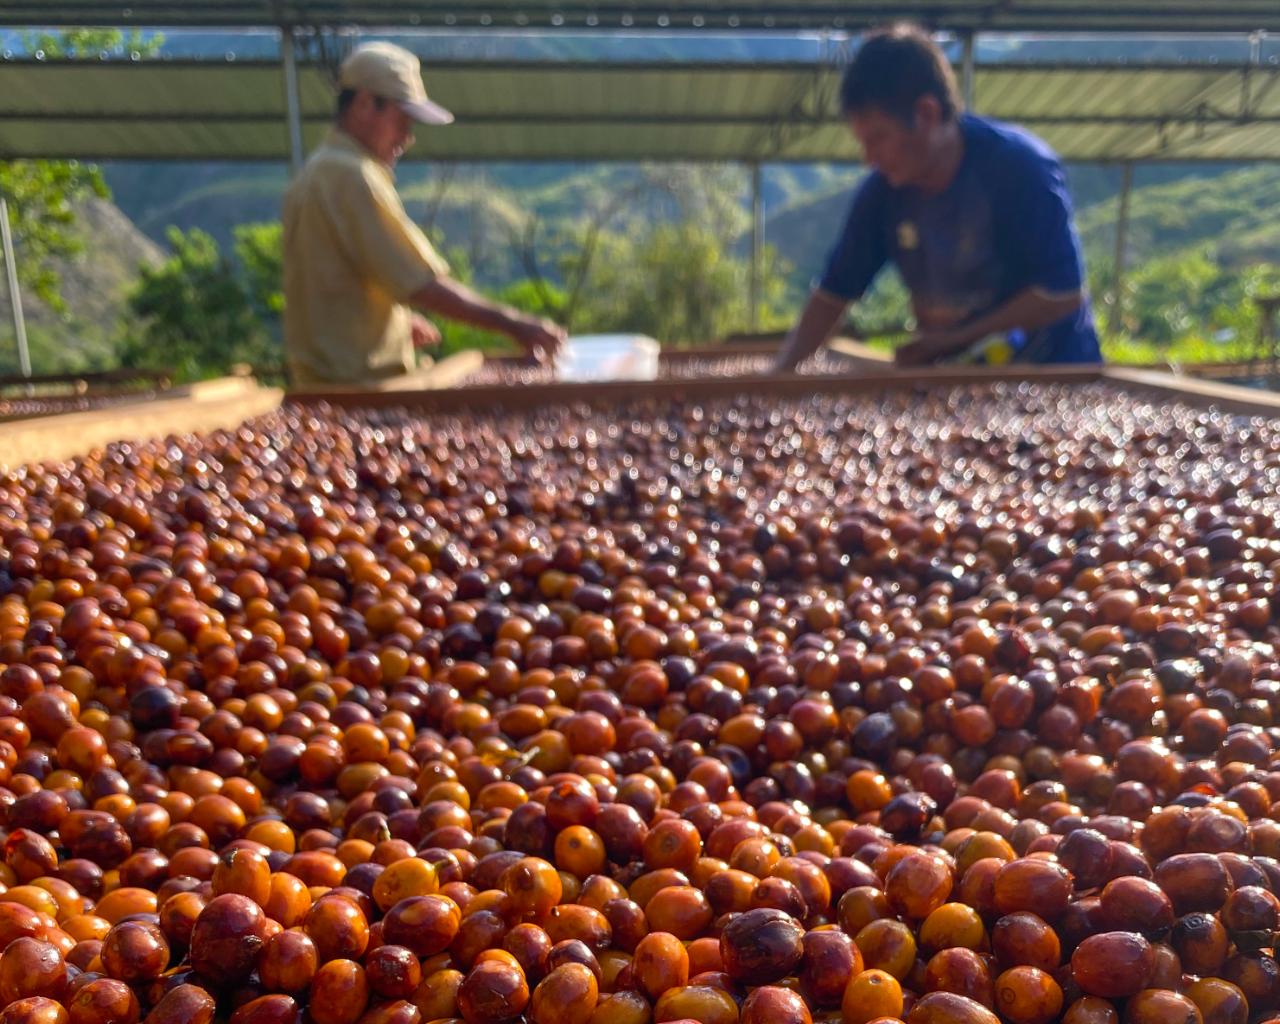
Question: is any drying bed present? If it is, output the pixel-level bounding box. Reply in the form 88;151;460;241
0;376;1277;1024
0;393;172;426
0;372;177;426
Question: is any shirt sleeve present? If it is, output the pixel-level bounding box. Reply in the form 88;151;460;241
817;174;889;301
1002;151;1086;298
323;162;451;301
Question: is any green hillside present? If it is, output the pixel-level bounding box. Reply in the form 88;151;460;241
102;161;796;291
104;157;1271;301
761;163;1266;296
1078;165;1280;269
0;197;162;375
763;182;857;289
51;154;1277;377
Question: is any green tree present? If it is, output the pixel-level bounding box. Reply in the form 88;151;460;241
1;30;161;319
851;271;912;342
233;222;285;324
496;164;796;344
564;220;791;345
1119;248;1221;343
1088;241;1280;363
1208;262;1280;352
0;162;108;313
121;227;277;381
20;28;157;59
577;222;763;344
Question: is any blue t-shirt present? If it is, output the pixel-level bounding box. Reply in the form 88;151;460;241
820;115;1101;364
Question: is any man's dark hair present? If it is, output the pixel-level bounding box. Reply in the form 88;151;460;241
336;88;388;118
840;23;961;124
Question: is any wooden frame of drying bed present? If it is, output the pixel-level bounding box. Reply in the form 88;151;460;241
3;362;1280;471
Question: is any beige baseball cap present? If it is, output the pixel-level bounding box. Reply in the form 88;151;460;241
338;42;454;126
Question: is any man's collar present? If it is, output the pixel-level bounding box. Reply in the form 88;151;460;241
325;128;395;177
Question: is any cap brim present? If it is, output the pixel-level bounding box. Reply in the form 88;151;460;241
399;98;454;125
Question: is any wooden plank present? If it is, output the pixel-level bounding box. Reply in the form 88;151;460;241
181;375;263;402
0;396;165;425
0;367;173;392
722;331;787;346
827;337;894;367
1102;367;1280;417
287;365;1106;415
417;350;486;390
653;343;779;363
290;353;484;397
0;375;261;426
1175;361;1268;383
1183;363;1241;381
0;384;283;470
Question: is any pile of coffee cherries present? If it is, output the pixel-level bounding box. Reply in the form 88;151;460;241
0;382;1277;1024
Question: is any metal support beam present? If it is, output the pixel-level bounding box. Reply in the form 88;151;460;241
1110;162;1134;337
749;163;763;332
281;27;305;174
961;31;976;110
0;199;30;380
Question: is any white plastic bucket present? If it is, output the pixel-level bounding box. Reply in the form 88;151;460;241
556;334;660;382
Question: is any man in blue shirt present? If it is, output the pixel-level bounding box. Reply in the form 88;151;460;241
775;24;1101;370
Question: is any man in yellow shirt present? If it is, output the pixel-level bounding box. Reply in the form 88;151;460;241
283;42;565;389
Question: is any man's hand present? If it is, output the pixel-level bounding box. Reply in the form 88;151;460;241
511;316;567;365
895;329;967;367
775;289;850;375
410;313;442;352
409;278;568;364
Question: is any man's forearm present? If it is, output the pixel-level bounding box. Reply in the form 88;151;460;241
952;287;1084;350
776;290;850;371
410;278;527;339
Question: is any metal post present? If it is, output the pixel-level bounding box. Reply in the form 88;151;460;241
749;163;763;332
282;27;305;174
960;31;976;110
1110;162;1134;337
470;168;485;269
0;199;31;380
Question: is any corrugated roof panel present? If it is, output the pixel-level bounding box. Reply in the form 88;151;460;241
977;69;1245;121
1;58;1277;162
